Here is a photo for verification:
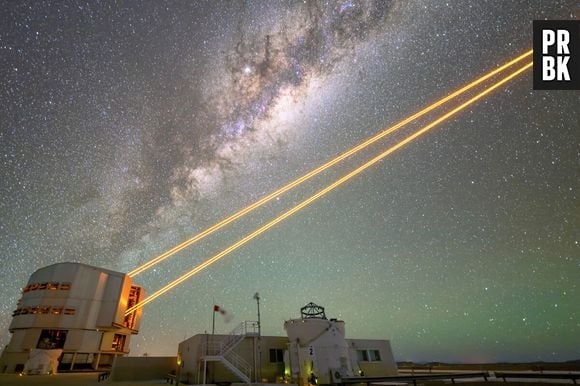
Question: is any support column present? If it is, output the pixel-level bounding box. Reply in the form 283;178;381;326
93;352;101;370
69;352;77;371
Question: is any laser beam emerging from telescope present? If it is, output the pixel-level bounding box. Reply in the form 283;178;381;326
125;61;533;315
127;50;533;277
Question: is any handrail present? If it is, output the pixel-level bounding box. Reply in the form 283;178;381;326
199;321;259;385
221;320;259;354
494;372;580;384
339;372;490;385
224;350;252;377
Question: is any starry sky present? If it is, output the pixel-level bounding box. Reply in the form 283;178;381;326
1;1;578;363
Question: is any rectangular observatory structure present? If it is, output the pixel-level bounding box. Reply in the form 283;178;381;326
0;262;143;373
177;303;397;385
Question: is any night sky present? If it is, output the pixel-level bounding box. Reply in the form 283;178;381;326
1;1;578;363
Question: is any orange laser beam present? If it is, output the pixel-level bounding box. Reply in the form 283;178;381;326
127;50;533;277
125;61;533;315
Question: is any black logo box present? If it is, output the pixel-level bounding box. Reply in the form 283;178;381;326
533;20;579;90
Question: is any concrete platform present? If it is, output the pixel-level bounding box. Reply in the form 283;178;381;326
0;372;169;385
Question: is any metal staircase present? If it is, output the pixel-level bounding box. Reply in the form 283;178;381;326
201;321;259;385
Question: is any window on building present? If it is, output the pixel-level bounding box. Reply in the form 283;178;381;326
47;282;59;290
75;353;93;364
39;306;50;314
60;353;73;364
12;306;75;316
356;350;369;362
51;307;63;315
22;282;71;293
112;334;127;352
60;283;71;290
37;329;68;349
357;349;381;362
269;348;284;363
123;286;142;330
369;350;381;361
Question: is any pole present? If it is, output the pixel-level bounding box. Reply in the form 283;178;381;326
257;297;261;336
253;293;261;336
210;304;215;380
211;301;215;384
212;307;216;336
258;295;261;381
253;335;256;382
204;329;209;385
254;292;262;382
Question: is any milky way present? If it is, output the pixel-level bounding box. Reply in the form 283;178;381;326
169;1;397;207
0;1;578;362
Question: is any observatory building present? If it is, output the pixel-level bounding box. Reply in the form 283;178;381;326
177;302;397;385
0;262;143;373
